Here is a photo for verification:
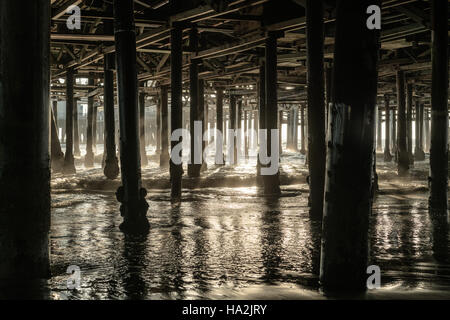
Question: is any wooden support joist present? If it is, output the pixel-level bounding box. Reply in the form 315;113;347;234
135;0;152;9
55;87;158;102
138;47;171;54
191;33;267;60
192;0;269;23
202;64;258;80
86;87;103;98
197;26;235;34
169;0;268;24
135;26;171;48
267;17;306;32
51;33;114;42
378;61;432;77
156;54;170;72
136;55;152;72
394;4;430;28
381;22;425;41
62;44;78;61
382;0;420;9
54;26;171;77
170;4;214;22
381;39;414;50
210;13;262;21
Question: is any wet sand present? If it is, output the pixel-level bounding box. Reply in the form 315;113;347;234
5;146;449;300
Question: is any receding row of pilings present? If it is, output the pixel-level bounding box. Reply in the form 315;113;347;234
51;101;105;144
52;96;303;163
376;92;430;164
0;0;448;292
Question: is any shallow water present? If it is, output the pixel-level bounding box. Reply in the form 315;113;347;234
6;147;450;300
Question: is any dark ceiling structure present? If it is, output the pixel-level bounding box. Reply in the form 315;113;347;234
49;0;446;108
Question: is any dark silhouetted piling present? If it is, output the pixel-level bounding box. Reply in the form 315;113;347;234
392;106;397;161
300;105;306;155
237;98;243;162
384;95;392;162
63;69;76;174
230;95;237;164
139;91;148;167
85;79;95;168
278;111;283;156
0;0;51;280
188;26;201;177
113;0;149;233
160;85;169;167
377;106;382;151
244;110;249;159
170;23;184;201
93;104;98;153
397;70;409;175
286;109;293;149
51;101;64;172
156;94;161;154
325;65;332;128
257;61;266;177
320;0;380;291
406;83;414;165
415;101;425;161
306;0;326;218
424;107;430;152
215;88;224;165
199;79;207;172
73;98;81;157
103;52;120;179
263;32;281;195
429;0;448;215
292;107;298;151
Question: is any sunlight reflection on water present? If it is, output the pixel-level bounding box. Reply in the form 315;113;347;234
40;151;450;299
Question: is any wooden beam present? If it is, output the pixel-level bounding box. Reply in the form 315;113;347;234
156;54;169;72
192;33;267;60
395;4;430;28
51;33;114;42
